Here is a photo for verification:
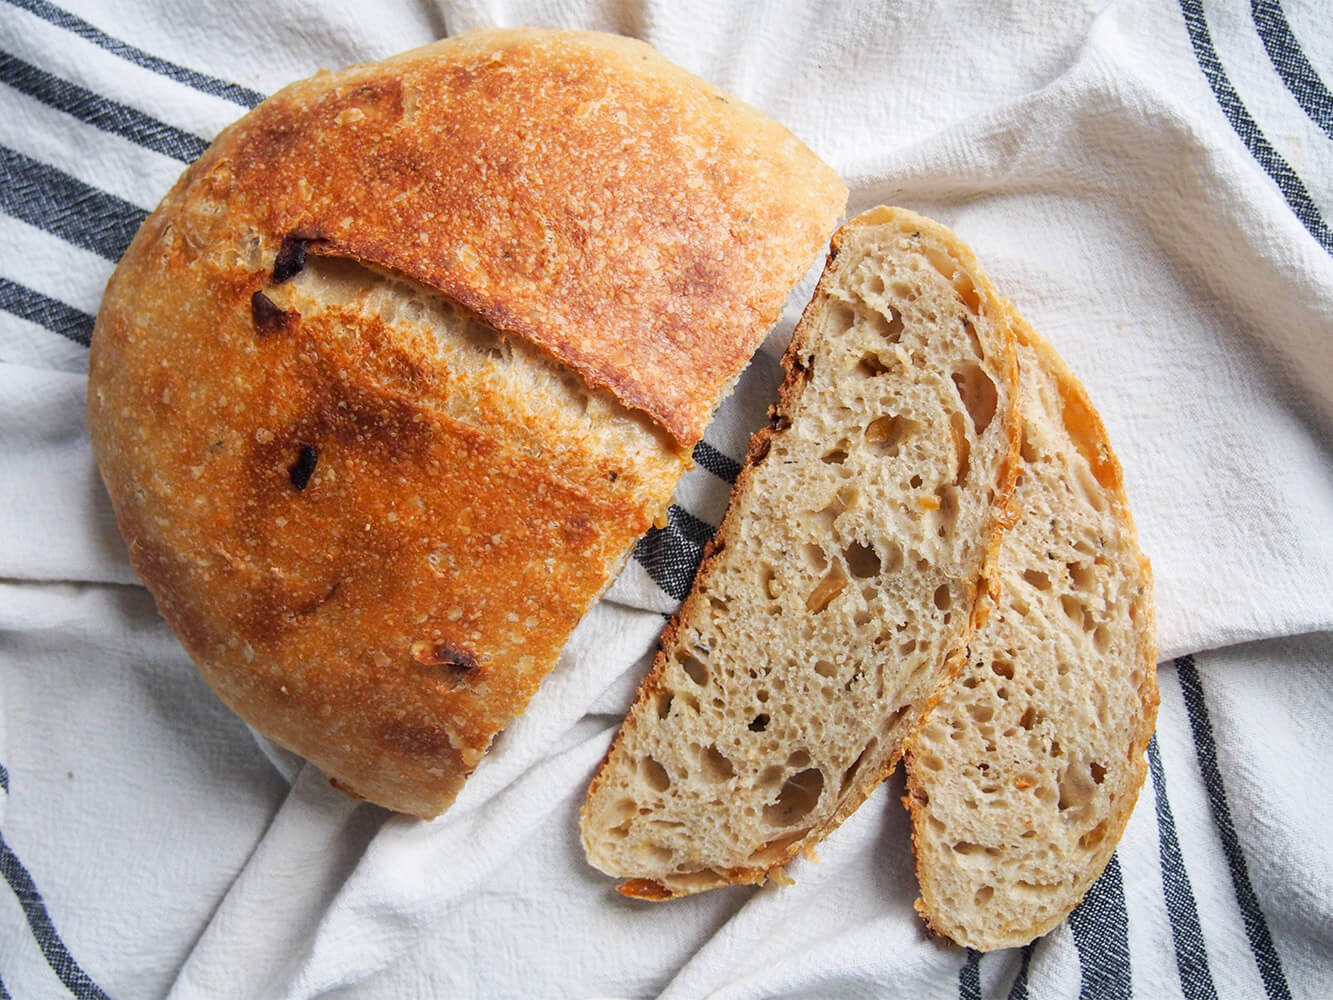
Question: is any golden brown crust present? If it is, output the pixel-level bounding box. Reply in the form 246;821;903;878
903;311;1158;948
87;29;846;818
175;28;846;446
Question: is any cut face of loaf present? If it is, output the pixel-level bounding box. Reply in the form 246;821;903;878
581;207;1021;896
904;319;1157;950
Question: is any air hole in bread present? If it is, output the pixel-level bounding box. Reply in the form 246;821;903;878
1068;562;1097;592
802;544;829;573
680;654;708;687
763;768;824;827
1056;759;1096;813
806;568;847;613
936;487;960;537
949;411;971;485
992;659;1014;679
969;703;994;724
857;352;894;377
828;301;857;334
1090;761;1107;785
641;756;671;793
787;749;812;768
951;364;998;436
820;445;849;465
1019;705;1040;730
638;843;673;866
865;414;913;457
1023;569;1052;591
933;585;952;612
955;276;981;316
1079;819;1109;850
1059;594;1084;623
760;564;780;601
758;763;784;788
843;541;881;579
750;713;770;733
812;493;846;533
1019;428;1041;464
1093;625;1111;653
841;742;878;795
874;307;904;343
655;692;673;720
960;317;983;359
701;745;734;782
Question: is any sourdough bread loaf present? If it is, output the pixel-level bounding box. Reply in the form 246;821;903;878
87;28;847;818
903;316;1157;949
581;207;1020;896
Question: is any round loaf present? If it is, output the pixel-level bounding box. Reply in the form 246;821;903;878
87;28;847;817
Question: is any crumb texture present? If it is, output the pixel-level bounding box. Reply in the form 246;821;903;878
581;207;1020;894
904;320;1157;950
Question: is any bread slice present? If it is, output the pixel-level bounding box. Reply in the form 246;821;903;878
903;316;1157;949
581;207;1021;897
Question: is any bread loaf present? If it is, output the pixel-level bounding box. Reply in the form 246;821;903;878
581;207;1020;896
87;28;847;818
904;316;1157;949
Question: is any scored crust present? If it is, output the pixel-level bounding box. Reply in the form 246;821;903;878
904;314;1158;949
171;28;846;446
87;28;846;818
581;207;1021;895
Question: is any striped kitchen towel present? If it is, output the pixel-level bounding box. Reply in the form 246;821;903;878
1;0;1330;997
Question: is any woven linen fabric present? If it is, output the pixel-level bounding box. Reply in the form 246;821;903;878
1;0;1331;996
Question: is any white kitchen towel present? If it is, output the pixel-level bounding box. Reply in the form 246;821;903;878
0;0;1330;997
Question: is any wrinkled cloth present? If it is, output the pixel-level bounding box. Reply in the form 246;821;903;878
1;0;1330;996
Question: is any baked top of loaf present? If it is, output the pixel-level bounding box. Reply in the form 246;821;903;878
86;29;846;818
904;316;1157;950
581;207;1020;896
175;27;846;446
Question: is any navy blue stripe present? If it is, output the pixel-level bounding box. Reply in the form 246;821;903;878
1068;852;1132;1000
1179;0;1333;256
0;968;10;999
632;504;717;600
1177;656;1292;1000
0;49;209;162
957;948;980;1000
0;762;7;792
5;0;264;108
0;276;93;345
692;439;741;485
0;145;147;261
1147;734;1218;999
1251;0;1333;140
0;829;110;999
1006;943;1034;1000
